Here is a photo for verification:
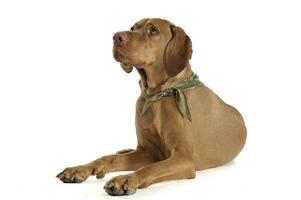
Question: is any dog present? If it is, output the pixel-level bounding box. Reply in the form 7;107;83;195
56;18;247;196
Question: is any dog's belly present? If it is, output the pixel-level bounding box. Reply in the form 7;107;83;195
187;87;247;170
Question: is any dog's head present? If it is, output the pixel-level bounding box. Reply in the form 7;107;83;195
113;18;192;77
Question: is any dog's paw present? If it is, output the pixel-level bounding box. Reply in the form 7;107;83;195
56;165;94;183
104;174;137;196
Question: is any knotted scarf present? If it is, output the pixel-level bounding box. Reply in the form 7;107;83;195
140;72;204;121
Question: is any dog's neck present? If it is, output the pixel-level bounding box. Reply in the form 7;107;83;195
138;64;193;94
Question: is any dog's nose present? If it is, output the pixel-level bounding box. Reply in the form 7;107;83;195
113;32;129;45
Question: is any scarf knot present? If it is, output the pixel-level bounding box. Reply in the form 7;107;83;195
140;72;204;121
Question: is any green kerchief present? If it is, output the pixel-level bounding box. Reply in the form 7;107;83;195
141;72;204;121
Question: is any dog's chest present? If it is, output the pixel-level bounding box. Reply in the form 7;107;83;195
136;97;173;158
136;96;174;129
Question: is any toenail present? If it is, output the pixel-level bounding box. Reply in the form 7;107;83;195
96;174;105;179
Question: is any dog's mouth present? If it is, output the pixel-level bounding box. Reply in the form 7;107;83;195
113;45;133;73
113;45;148;87
113;45;127;63
113;45;146;73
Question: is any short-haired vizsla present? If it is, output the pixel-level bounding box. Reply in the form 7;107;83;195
57;18;247;196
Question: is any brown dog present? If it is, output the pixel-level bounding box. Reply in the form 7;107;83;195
56;18;247;196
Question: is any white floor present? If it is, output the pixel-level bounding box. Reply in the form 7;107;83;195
4;153;297;200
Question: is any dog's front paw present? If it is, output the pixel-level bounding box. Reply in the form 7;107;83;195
56;165;94;183
104;174;137;196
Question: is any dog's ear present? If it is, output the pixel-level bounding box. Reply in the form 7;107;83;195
120;63;133;73
164;26;192;77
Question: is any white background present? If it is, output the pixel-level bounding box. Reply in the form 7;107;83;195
0;0;300;199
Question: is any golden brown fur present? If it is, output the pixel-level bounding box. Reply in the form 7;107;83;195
56;18;247;196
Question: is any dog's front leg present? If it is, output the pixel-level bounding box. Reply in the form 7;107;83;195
104;149;196;195
56;148;156;183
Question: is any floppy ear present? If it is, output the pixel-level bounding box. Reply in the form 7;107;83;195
164;26;192;77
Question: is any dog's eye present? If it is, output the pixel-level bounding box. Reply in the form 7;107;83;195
130;26;134;31
148;27;158;35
